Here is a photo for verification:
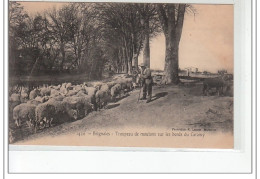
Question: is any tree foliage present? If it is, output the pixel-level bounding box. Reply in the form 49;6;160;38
9;2;189;82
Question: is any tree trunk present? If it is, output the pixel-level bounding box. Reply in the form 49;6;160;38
162;5;179;84
122;48;128;74
128;60;132;75
163;37;179;84
133;53;138;69
143;18;150;68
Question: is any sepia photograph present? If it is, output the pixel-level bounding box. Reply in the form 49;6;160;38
8;1;234;148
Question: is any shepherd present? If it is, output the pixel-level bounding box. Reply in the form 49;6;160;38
139;63;153;103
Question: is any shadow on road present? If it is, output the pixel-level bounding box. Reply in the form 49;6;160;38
150;92;168;103
113;93;130;103
106;103;120;109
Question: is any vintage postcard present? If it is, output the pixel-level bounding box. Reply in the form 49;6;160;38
8;1;234;148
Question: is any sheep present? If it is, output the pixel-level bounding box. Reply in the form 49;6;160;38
132;82;138;89
35;96;49;103
21;86;29;94
61;83;67;88
27;99;42;106
50;85;61;90
36;98;79;128
110;83;121;101
52;95;65;101
66;109;79;121
63;96;94;117
84;87;97;96
66;82;72;89
46;99;74;126
95;89;111;109
125;80;133;91
84;87;97;110
107;81;116;89
29;89;41;100
9;93;21;113
203;76;228;96
100;84;109;92
73;85;84;92
76;90;88;97
35;102;56;131
13;103;36;130
40;87;51;96
60;86;68;95
10;93;20;103
50;89;60;97
66;90;78;96
66;86;86;96
47;98;67;113
20;92;29;103
91;81;104;90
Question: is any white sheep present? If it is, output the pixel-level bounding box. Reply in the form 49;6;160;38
21;86;29;94
26;99;42;106
37;98;78;128
46;99;75;126
91;81;104;90
13;103;36;129
73;85;84;92
40;87;51;96
47;98;67;114
66;90;78;96
61;83;67;88
63;96;94;117
50;85;61;90
9;93;21;113
35;102;56;131
84;87;97;96
110;83;122;101
100;84;109;91
107;81;116;89
29;89;41;100
20;92;29;103
60;86;68;95
95;89;111;109
35;96;49;103
66;83;72;89
52;95;65;101
76;90;88;97
83;87;97;110
50;89;60;97
10;93;20;103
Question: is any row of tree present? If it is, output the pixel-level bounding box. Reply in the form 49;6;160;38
9;2;192;84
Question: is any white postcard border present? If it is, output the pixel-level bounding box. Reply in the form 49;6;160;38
2;0;254;175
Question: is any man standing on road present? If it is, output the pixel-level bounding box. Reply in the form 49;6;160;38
139;63;153;103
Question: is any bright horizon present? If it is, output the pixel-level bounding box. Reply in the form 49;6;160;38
19;2;234;74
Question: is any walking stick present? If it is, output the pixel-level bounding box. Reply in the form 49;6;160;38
137;78;143;103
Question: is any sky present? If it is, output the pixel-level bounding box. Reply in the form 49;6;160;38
19;2;234;73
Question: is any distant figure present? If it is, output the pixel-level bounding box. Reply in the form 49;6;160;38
139;63;153;103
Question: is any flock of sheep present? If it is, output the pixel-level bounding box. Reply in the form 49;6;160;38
9;74;135;134
8;72;233;143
